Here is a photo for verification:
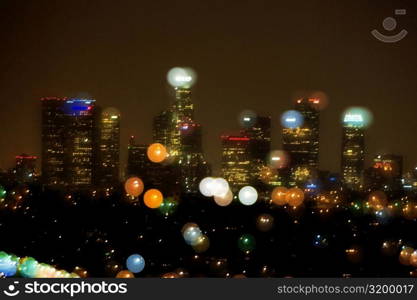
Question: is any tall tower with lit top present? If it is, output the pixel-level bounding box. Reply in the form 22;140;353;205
153;67;210;194
166;67;196;157
341;111;366;190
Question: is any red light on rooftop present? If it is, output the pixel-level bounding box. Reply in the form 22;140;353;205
228;137;250;141
40;97;68;101
16;155;37;160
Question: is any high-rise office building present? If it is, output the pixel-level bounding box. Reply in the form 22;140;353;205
341;113;365;190
41;97;67;185
178;120;210;193
63;99;99;187
126;136;150;179
42;98;98;187
153;110;172;148
242;116;271;184
282;98;320;185
221;135;251;190
97;108;120;187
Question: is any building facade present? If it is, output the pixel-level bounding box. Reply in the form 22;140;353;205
97;108;120;187
242;115;271;184
169;88;194;157
63;99;99;187
127;136;149;179
153;110;172;148
178;120;210;193
221;135;251;190
41;97;67;185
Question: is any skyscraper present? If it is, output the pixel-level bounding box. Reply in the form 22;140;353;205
242;116;271;184
341;113;365;190
41;97;67;185
221;135;251;190
152;67;210;194
282;98;320;185
97;108;120;187
153;110;172;148
178;120;210;193
126;136;150;179
63;99;99;187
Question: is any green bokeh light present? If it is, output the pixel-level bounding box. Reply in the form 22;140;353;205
237;234;256;252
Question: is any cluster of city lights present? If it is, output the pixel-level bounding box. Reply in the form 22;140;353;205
0;251;79;278
271;186;305;207
399;247;417;267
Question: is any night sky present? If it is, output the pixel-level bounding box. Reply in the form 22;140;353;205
0;0;416;175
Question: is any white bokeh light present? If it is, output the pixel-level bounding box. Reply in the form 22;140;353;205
212;178;229;197
238;186;258;206
199;177;215;197
167;67;197;88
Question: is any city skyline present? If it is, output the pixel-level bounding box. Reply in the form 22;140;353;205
1;72;416;181
1;1;417;174
4;66;414;197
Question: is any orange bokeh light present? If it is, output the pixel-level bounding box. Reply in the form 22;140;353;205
144;189;163;209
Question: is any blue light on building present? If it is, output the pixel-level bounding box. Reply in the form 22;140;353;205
63;99;95;116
